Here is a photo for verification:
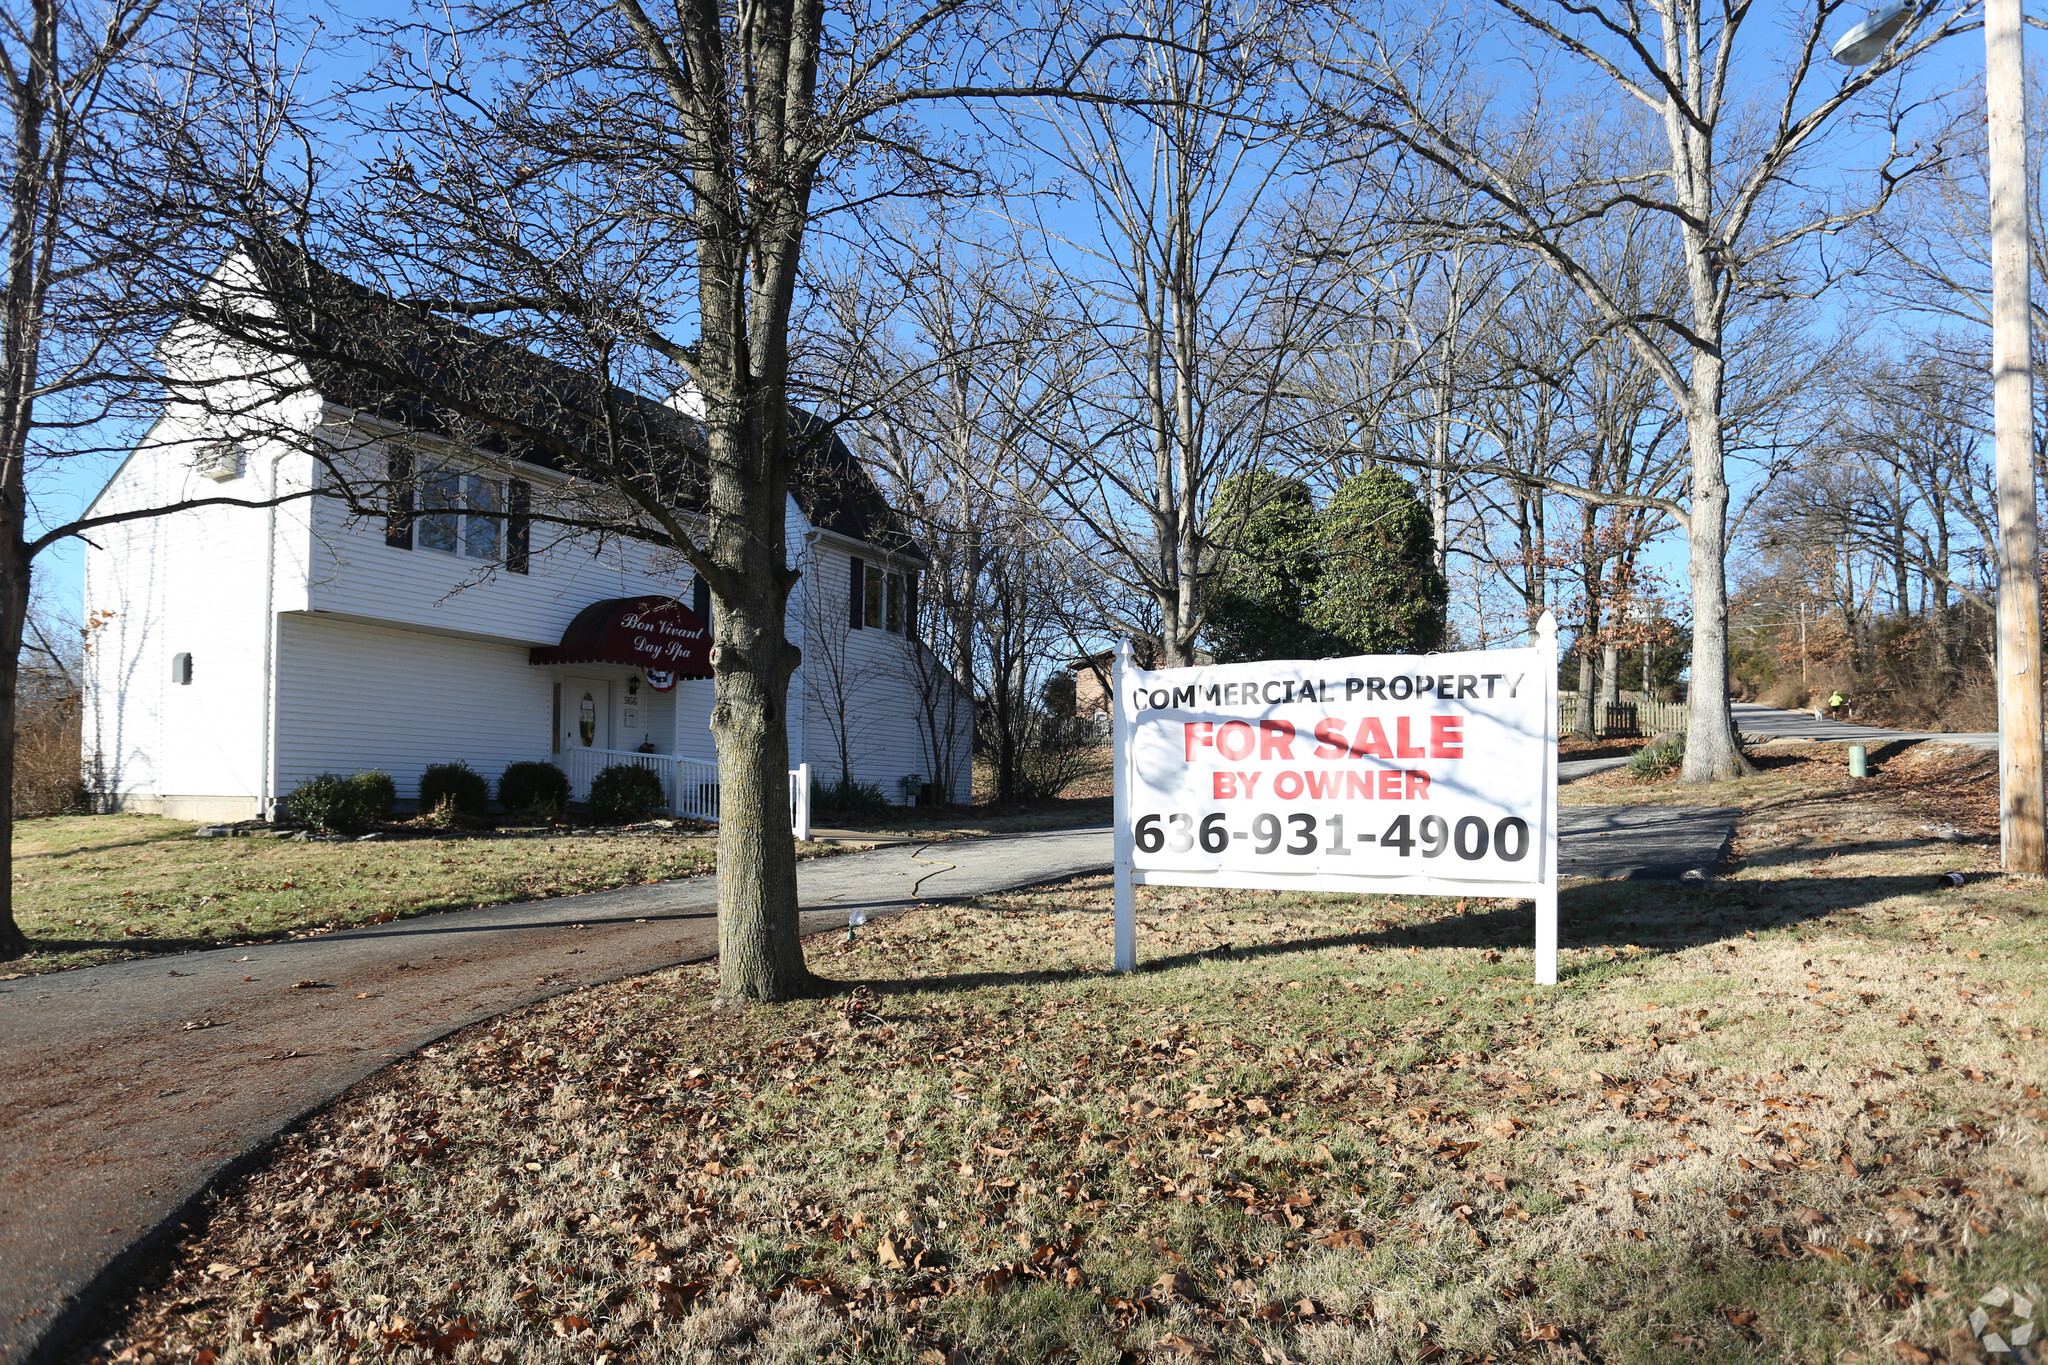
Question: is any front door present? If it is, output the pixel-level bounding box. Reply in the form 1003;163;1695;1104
564;677;610;751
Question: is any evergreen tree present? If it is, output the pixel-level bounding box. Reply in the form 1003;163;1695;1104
1204;470;1349;662
1311;468;1449;654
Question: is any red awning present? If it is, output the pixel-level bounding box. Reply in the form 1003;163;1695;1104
529;595;712;682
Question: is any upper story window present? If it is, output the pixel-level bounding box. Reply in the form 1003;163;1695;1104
850;556;914;634
384;448;530;573
420;467;502;560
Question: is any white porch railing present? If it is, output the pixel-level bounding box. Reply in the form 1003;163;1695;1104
556;749;811;838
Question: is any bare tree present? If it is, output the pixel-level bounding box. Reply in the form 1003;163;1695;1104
1016;0;1334;667
1759;343;1999;681
1865;71;2048;435
0;0;335;958
189;0;1143;1002
1307;0;1971;781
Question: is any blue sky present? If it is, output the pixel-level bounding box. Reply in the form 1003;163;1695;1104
41;0;2020;651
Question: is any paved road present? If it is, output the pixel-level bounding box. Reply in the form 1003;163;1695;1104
1731;701;1997;750
0;798;1746;1364
1559;755;1632;782
1558;702;1996;784
0;827;1110;1365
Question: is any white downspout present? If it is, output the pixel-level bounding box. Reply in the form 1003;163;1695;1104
796;528;822;772
258;448;290;821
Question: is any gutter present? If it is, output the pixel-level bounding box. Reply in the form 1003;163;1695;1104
802;523;928;569
258;447;290;820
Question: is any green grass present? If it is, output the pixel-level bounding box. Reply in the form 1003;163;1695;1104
5;814;846;975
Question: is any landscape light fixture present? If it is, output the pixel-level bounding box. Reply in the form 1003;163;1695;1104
1834;0;2046;873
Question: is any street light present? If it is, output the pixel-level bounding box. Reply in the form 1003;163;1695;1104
1836;0;2046;874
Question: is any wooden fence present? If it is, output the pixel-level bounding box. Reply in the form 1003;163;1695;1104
1557;695;1689;737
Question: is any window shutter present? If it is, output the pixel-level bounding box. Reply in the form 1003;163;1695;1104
385;448;414;549
692;574;711;628
849;557;865;629
904;571;918;634
506;478;531;573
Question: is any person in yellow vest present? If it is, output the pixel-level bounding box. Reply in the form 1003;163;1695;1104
1828;690;1845;720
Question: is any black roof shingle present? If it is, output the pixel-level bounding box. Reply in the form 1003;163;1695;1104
223;242;923;561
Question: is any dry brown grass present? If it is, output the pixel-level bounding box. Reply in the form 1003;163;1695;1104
5;816;850;975
81;748;2048;1365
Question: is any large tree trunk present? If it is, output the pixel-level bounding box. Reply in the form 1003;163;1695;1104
706;399;811;1002
0;549;24;958
697;158;814;999
0;6;45;960
1678;354;1745;783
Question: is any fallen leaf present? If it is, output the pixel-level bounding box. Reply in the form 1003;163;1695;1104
1892;1344;1934;1364
1154;1334;1213;1358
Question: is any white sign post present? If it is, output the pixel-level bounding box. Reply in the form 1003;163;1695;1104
1111;612;1560;984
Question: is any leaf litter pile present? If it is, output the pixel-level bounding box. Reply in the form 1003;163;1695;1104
90;750;2048;1364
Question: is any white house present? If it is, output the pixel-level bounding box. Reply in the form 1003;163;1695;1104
82;254;972;822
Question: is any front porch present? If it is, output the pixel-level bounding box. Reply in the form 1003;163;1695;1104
531;594;812;835
554;746;813;837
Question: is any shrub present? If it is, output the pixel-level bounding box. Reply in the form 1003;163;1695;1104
16;686;83;816
285;771;395;833
498;761;571;819
418;761;491;818
1628;732;1686;779
1015;715;1099;802
587;763;666;823
811;773;892;819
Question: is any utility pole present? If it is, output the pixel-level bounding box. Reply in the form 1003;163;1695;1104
1986;0;2046;874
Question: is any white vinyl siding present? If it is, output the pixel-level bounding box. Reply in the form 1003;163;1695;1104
799;537;971;802
274;615;558;802
87;385;963;812
82;418;310;814
304;437;692;647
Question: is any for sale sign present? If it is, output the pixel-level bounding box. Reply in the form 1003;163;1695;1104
1108;615;1560;981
